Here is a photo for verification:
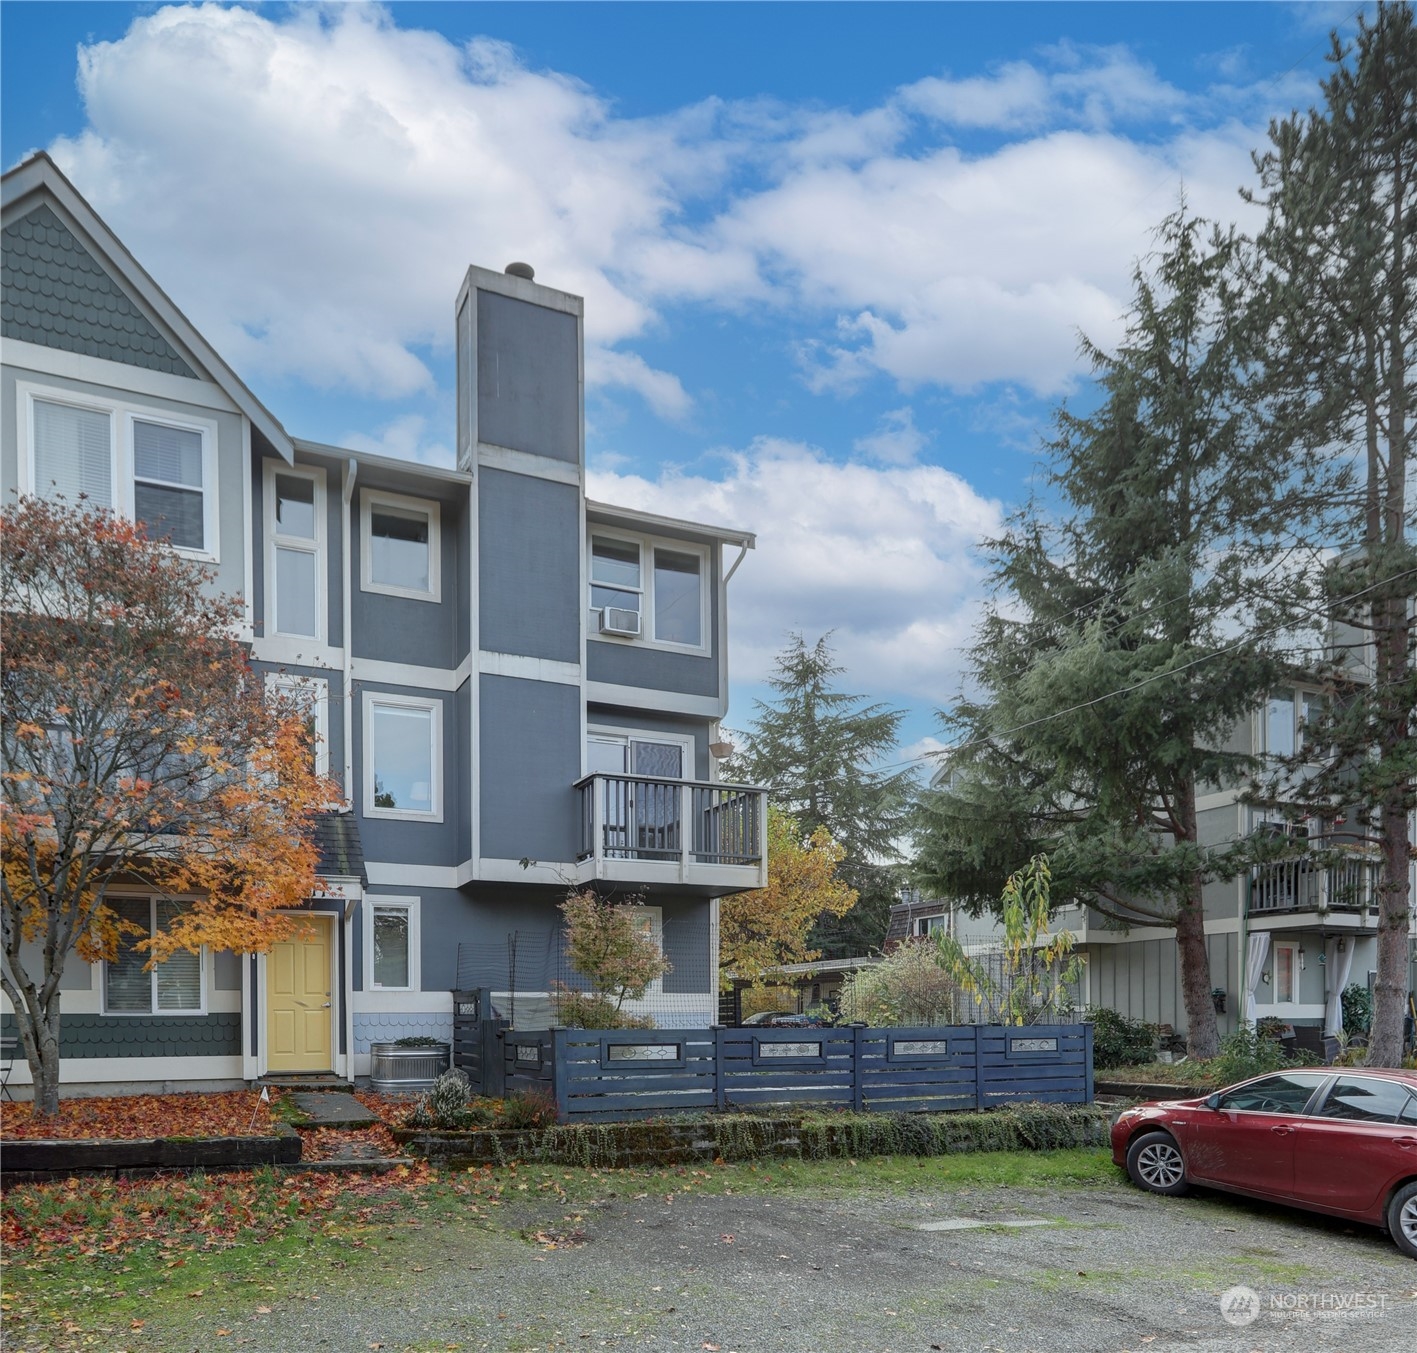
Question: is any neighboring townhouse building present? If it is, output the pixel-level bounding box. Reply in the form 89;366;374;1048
1;152;766;1094
1061;681;1417;1048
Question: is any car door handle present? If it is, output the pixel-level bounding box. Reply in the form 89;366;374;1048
1270;1125;1296;1136
1396;1137;1417;1150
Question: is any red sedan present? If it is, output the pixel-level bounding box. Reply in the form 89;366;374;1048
1110;1067;1417;1259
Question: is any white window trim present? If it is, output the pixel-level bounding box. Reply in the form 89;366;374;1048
101;895;208;1017
585;726;695;779
360;488;442;603
363;692;443;822
18;380;220;562
588;529;711;656
264;462;327;642
264;672;331;779
365;895;421;992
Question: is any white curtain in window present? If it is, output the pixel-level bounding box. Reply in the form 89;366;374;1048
34;400;112;506
105;898;152;1012
1323;937;1355;1036
1244;931;1270;1024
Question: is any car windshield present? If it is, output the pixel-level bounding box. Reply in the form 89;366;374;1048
1215;1072;1326;1114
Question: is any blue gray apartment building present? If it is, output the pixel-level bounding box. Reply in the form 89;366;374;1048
1;153;766;1092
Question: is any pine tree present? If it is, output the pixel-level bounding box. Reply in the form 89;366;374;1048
915;209;1295;1059
727;634;911;957
1244;1;1416;1066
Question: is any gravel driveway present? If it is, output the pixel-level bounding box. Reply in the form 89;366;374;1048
57;1172;1417;1353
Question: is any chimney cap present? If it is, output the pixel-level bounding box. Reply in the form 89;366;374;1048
504;261;535;281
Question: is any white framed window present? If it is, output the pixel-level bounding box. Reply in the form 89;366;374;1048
20;382;219;559
360;489;441;602
365;896;420;991
264;463;326;641
364;693;442;821
1273;943;1298;1004
103;897;206;1015
265;673;331;779
588;531;709;653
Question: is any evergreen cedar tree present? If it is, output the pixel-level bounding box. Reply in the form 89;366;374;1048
915;208;1285;1061
1;498;339;1116
915;3;1415;1064
718;804;857;992
1243;0;1415;1068
726;634;910;959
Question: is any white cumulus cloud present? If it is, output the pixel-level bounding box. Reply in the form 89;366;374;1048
589;438;1003;701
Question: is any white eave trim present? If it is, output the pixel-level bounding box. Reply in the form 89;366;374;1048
586;499;755;551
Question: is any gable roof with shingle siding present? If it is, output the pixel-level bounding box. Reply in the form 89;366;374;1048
3;203;198;378
1;152;294;462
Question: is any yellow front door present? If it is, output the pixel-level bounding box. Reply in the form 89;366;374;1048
267;920;332;1073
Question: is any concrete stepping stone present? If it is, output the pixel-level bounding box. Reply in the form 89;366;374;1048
288;1091;378;1128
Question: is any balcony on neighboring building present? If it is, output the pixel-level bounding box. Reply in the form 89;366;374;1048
575;773;768;894
1249;851;1382;916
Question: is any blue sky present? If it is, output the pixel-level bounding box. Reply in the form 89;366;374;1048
1;1;1369;765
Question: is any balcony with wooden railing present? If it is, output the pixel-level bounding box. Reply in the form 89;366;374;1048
574;773;768;893
1249;852;1382;916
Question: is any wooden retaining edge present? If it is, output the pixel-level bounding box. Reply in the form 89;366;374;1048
1;1122;302;1181
1093;1079;1212;1100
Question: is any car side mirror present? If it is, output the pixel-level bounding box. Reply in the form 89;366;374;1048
1204;1094;1222;1110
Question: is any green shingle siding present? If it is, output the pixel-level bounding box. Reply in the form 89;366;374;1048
1;204;197;378
0;1012;240;1059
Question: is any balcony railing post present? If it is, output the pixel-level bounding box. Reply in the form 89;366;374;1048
680;781;691;881
591;776;605;877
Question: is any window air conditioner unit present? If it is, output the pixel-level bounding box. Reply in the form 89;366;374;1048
599;607;641;637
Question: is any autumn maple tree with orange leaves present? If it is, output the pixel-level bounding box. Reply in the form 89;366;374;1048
1;498;339;1117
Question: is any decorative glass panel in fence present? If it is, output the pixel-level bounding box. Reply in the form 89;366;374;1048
605;1043;682;1062
514;1045;542;1065
890;1039;955;1058
756;1041;822;1059
1009;1036;1059;1054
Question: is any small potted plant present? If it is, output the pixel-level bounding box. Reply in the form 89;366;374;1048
368;1035;451;1092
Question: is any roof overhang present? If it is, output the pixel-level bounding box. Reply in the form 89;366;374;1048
586;499;755;551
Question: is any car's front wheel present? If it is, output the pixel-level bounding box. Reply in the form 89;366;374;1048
1125;1131;1190;1196
1386;1181;1417;1260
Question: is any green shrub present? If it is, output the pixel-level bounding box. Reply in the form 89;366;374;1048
1209;1026;1297;1084
1086;1007;1158;1069
1340;984;1373;1036
393;1035;444;1048
501;1089;557;1130
553;988;655;1029
837;942;957;1026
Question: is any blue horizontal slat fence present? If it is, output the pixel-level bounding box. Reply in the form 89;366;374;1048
492;1022;1093;1123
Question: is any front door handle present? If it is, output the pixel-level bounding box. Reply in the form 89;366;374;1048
322;1002;332;1009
